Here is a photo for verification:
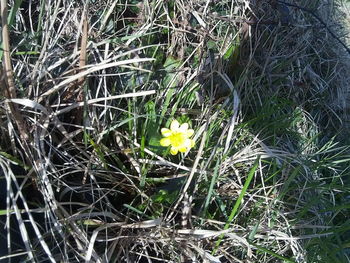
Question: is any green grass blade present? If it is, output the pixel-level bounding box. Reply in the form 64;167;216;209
8;0;23;26
201;158;221;220
213;157;260;253
248;241;296;263
0;0;24;61
225;157;260;227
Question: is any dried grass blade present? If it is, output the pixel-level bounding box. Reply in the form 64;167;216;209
38;57;155;102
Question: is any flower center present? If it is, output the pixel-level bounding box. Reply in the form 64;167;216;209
170;132;186;147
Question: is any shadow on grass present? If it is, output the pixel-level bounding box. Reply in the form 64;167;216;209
235;1;350;262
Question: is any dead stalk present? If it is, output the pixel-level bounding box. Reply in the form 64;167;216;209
1;0;31;157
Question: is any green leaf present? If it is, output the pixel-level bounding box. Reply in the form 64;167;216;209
207;40;217;50
0;209;13;216
152;189;178;204
123;204;152;219
0;152;30;170
248;221;260;240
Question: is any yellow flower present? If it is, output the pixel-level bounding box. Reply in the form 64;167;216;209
160;120;195;155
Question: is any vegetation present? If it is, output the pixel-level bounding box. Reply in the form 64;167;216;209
0;0;349;262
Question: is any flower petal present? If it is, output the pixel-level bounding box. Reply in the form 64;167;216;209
186;129;194;137
161;128;172;137
160;138;171;146
179;123;189;132
170;120;180;131
184;138;193;148
178;146;187;153
190;139;195;147
170;146;178;155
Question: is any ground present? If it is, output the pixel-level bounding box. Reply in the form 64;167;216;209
0;0;350;262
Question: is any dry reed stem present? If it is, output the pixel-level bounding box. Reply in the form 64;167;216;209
1;0;31;158
78;10;88;86
74;9;89;129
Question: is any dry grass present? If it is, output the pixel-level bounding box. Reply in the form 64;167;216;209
0;0;349;262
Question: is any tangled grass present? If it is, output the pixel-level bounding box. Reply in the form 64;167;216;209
0;0;350;262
